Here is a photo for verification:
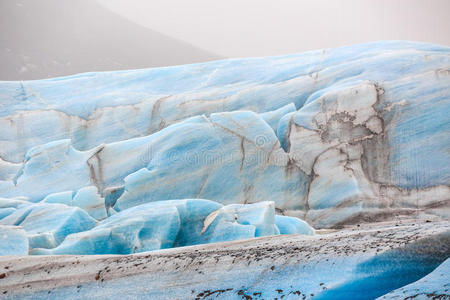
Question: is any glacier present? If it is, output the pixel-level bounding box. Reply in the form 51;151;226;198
1;220;448;299
0;41;448;230
377;258;450;299
0;198;313;255
29;200;313;255
0;41;449;299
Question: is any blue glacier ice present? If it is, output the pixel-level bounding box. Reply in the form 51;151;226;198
200;201;280;243
0;195;315;255
42;187;107;220
0;41;449;258
259;103;297;132
377;258;450;299
275;215;315;235
33;201;182;255
0;198;29;220
0;202;96;249
0;225;28;255
29;200;313;255
0;41;449;300
0;41;448;232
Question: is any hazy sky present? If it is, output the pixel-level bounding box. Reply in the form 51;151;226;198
2;0;449;80
99;0;450;58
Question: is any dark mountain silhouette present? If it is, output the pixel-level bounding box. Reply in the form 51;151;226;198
0;0;223;80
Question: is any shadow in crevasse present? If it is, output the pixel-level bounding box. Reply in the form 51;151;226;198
314;230;450;300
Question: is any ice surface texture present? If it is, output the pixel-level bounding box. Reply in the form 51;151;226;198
1;221;448;299
377;258;450;299
0;41;449;256
1;198;313;255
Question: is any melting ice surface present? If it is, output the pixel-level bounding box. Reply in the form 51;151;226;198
0;197;313;255
0;41;449;256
